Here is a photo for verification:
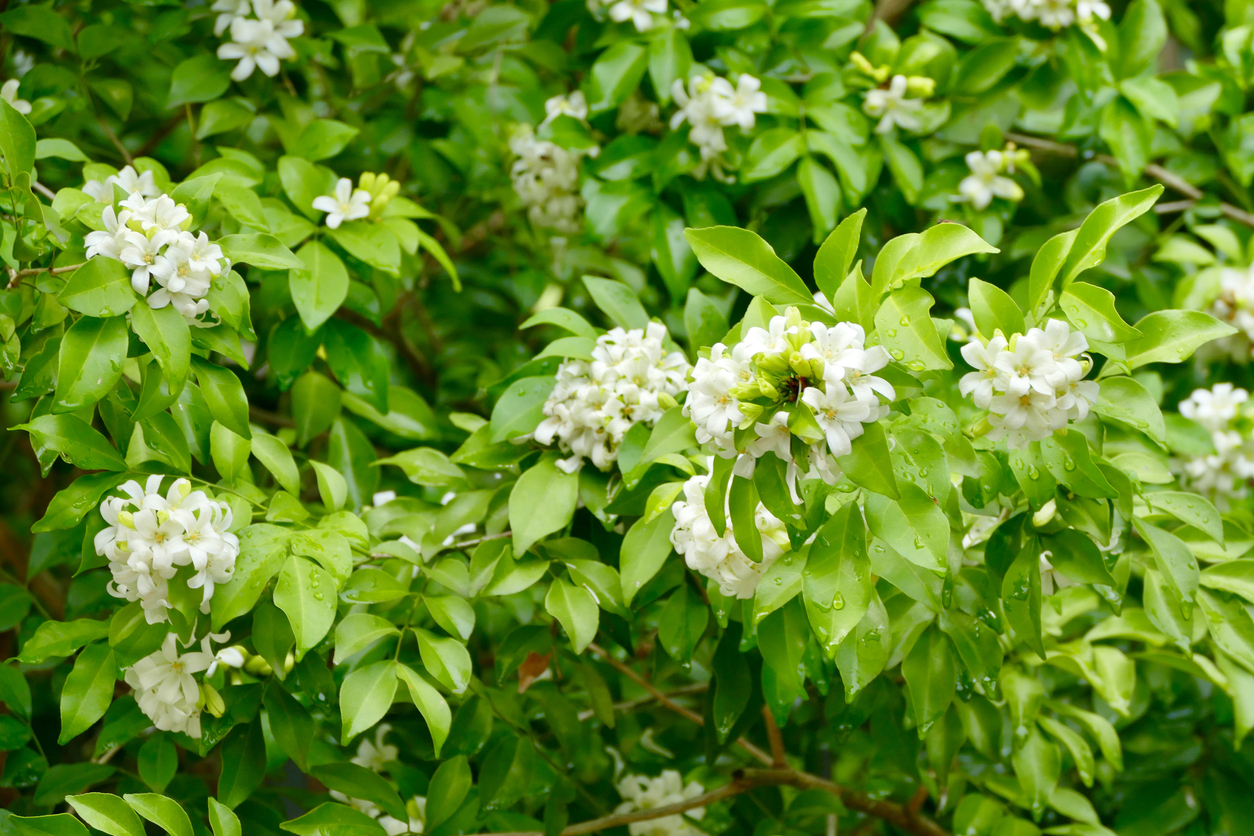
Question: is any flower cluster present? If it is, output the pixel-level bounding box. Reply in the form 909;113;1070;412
125;632;241;738
1175;384;1254;501
314;172;399;229
94;477;241;625
535;322;690;472
670;73;767;180
982;0;1111;32
1208;264;1254;359
959;319;1098;448
684;308;894;486
83;170;228;321
508;124;587;234
614;772;706;836
1;78;31;115
214;0;303;82
955;145;1028;210
670;470;790;598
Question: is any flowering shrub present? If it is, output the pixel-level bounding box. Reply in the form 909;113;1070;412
4;2;1254;836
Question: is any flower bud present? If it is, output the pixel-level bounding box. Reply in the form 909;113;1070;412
658;392;679;411
1032;499;1057;528
178;480;191;499
738;402;764;424
118;511;135;529
201;682;226;718
788;351;810;377
359;172;377;194
905;76;935;97
244;654;273;676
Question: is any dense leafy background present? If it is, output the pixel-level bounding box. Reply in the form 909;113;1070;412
2;1;1254;836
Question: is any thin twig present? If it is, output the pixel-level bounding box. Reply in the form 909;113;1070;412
762;705;787;768
11;262;85;280
588;642;773;765
445;531;512;550
1006;132;1254;229
576;683;709;721
32;181;55;200
96;115;133;165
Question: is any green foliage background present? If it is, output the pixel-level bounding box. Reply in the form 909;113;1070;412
1;0;1254;836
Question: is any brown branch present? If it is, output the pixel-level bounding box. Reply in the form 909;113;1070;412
96;115;133;165
32;181;55;200
586;644;951;836
1006;132;1254;229
7;262;85;289
249;405;296;429
762;705;787;768
866;0;916;30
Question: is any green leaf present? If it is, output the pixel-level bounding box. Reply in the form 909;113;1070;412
167;55;232;107
281;804;387;836
123;793;194;836
1058;282;1141;346
490;377;555;443
54;315;129;412
1200;560;1254;605
684;226;813;305
279;156;335;221
1123;310;1237;369
969;277;1024;337
584;42;649;113
874;287;953;371
743;128;804;183
131;302;191;396
872;223;998;297
193;358;251;440
273;555;337;660
803;503;872;656
208;799;242;836
426;756;472;831
251;432;300;494
1199;589;1254;672
834;591;890;702
396;663;451;756
1118;0;1167;78
651;204;698;303
58;643;115;744
264;682;313;770
19;618;110;664
1002;541;1044;659
416;629;472;694
582;276;649;330
545;577;599;654
1146;491;1223;545
292;372;342;447
814;209;866;301
1133;518;1198;615
1027;229;1077;313
648;28;691;104
1094;377;1165;442
15;415;126;473
0;97;37;180
217;722;265;808
66;793;145;836
620;510;675;605
865;483;948;574
210;422;251;484
310;764;406;822
683;288;728;354
797;156;841;241
9;815;89;836
1011;729;1060;818
1040;432;1116;499
339;660;399;744
1058;186;1163;285
293;120;360;162
311;460;348;510
219;233;303;270
835;421;900;498
509;454;579;555
290;240;350;331
903;625;956;736
58;259;138;317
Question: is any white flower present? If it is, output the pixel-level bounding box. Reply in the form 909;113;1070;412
1;79;31;115
684;343;747;452
217;16;296;81
959;335;1009;409
124;634;209;738
956;150;1023;210
615;772;705;836
83;165;161;203
608;0;668;31
95;477;240;624
124;193;190;233
801;383;873;458
313;177;372;229
1181;383;1249;434
508;125;585;233
1035;0;1075;28
863;75;922;134
1075;0;1110;22
120;229;179;295
212;0;252;35
84;206;133;261
352;724;399;772
960;320;1097;448
748;411;793;460
251;0;304;38
535;323;690;471
151;240;213;297
540;91;589;127
716;74;768;131
671;469;789;599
